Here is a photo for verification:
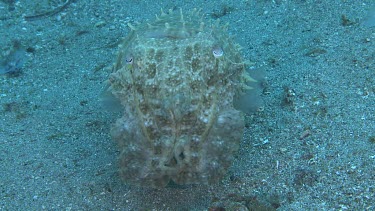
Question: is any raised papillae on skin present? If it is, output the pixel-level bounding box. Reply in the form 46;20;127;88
108;8;257;188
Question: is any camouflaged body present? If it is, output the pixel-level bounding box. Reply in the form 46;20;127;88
109;9;253;188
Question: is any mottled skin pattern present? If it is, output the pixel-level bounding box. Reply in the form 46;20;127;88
108;9;253;188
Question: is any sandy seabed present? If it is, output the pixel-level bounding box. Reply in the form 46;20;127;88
0;0;374;210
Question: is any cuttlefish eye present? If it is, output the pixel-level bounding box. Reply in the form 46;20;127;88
212;46;224;58
125;54;133;64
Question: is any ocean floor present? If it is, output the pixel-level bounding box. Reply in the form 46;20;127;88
0;0;374;210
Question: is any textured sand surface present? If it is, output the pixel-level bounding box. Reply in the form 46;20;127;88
0;0;374;210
